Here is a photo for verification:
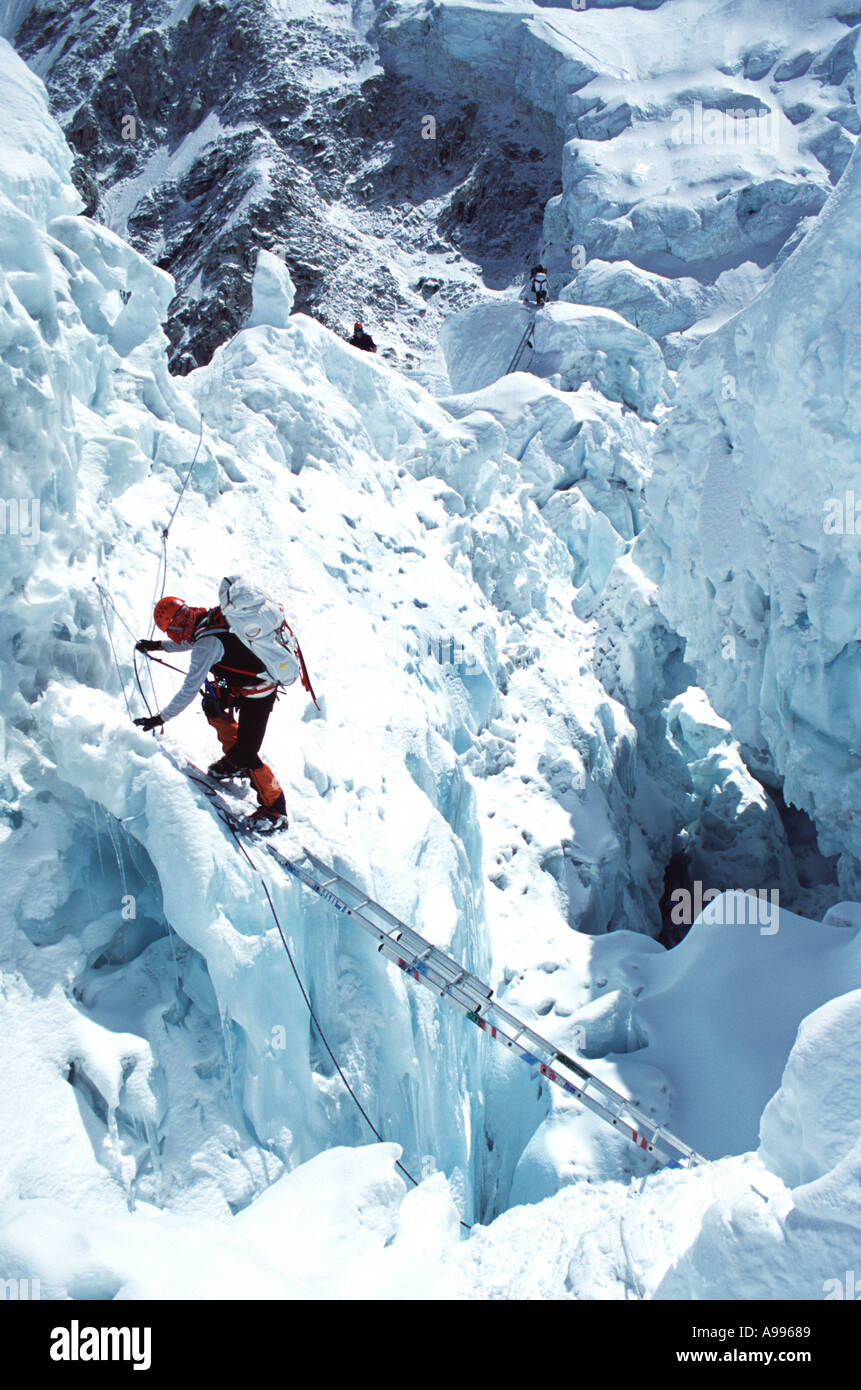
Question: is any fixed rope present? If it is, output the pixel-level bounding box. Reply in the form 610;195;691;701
136;414;207;714
148;414;206;641
184;760;472;1231
94;579;134;718
94;419;206;716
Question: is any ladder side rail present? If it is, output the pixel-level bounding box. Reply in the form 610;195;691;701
296;851;495;999
375;934;496;1014
280;855;491;1004
298;852;489;991
477;997;568;1057
280;859;490;1007
454;996;706;1165
298;850;406;928
300;849;410;930
505;319;535;375
180;767;705;1165
349;907;494;998
465;1007;668;1158
274;849;706;1167
295;852;494;996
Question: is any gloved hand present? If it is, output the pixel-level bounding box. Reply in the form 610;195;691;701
135;639;162;653
134;714;164;731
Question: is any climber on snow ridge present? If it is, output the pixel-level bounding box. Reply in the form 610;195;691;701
134;581;314;830
529;265;549;308
349;319;377;353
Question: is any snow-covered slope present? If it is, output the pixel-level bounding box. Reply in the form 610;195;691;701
440;300;668;415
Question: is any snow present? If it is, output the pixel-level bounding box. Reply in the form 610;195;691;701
440;300;668;416
0;38;79;225
248;249;296;330
0;11;860;1303
97;111;249;243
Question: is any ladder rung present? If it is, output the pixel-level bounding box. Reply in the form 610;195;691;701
281;841;706;1170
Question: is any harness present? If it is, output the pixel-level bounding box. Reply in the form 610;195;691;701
194;607;278;700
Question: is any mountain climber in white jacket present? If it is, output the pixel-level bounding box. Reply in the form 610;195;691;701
529;264;549;307
134;595;290;828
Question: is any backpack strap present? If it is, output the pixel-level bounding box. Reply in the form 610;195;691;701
284;619;320;710
193;606;230;640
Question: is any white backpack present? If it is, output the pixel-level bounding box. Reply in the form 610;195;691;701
218;575;302;689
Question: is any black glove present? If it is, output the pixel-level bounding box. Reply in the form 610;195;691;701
134;714;164;731
135;639;162;653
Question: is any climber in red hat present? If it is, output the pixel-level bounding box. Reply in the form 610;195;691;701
348;319;377;353
134;595;288;829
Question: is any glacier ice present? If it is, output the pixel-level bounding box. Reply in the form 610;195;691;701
646;122;861;891
440;300;668;416
0;16;860;1304
248;249;296;331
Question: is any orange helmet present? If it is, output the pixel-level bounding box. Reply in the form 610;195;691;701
153;596;205;644
153;596;183;631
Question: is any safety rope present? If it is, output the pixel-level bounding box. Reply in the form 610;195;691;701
94;579;134;718
93;577;136;642
200;779;471;1230
98;419;442;1223
149;416;206;627
138;414;207;718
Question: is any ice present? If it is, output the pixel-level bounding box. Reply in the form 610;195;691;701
0;38;78;224
759;988;861;1188
379;0;849;362
645;125;861;889
247;249;296;331
440;300;668;416
1;17;861;1302
655;993;861;1299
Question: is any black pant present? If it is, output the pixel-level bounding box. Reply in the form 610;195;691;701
224;692;277;769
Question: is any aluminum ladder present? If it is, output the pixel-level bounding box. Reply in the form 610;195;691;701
505;315;535;375
268;844;705;1170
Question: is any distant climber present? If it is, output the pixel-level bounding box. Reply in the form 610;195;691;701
349;320;377;352
529;265;549;308
134;593;294;829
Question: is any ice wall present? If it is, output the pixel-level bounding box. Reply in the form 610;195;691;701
646;125;861;891
439;300;667;416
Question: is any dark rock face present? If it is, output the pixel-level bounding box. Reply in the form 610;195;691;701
12;0;559;373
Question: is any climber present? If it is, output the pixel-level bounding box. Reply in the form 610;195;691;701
133;596;288;829
349;319;377;353
529;264;549;308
